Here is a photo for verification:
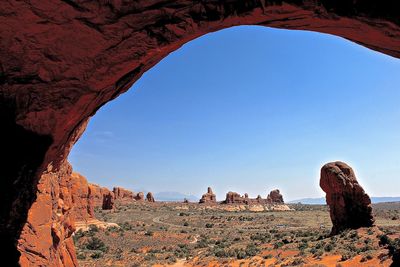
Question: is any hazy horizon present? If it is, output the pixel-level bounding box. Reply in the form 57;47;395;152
69;26;400;201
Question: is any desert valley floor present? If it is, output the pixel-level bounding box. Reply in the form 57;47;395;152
74;202;400;267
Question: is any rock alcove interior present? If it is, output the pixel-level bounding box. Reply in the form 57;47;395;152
1;1;400;266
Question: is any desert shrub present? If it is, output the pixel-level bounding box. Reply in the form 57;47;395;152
205;223;214;228
250;233;271;243
90;251;103;259
339;230;349;238
195;239;209;248
166;255;177;264
298;241;308;251
149;248;161;253
379;234;390;246
340;252;354;261
73;230;84;243
86;237;107;252
173;244;190;259
244;243;260;257
183;222;189;226
107;226;120;233
349;230;359;240
378;235;400;264
315;241;325;249
214;248;229;258
324;243;334;252
76;252;86;260
359;244;372;252
286;258;305;266
144;253;156;261
145;230;154;236
274;241;284;249
360;254;373;262
86;224;99;237
345;243;357;252
121;222;132;231
236;249;247;259
312;249;323;258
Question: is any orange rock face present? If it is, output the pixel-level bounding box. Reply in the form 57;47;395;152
18;162;78;267
113;187;133;200
320;161;374;235
113;187;134;205
2;1;400;265
70;172;96;220
199;187;217;204
88;183;114;210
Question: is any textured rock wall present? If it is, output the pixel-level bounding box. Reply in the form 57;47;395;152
1;0;400;265
18;162;77;267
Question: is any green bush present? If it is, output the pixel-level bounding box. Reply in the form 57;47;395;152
324;243;334;252
274;241;284;249
121;222;132;231
298;241;308;251
86;237;108;252
244;243;260;257
90;251;103;259
87;224;99;237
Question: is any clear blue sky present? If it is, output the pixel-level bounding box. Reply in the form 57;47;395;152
69;26;400;201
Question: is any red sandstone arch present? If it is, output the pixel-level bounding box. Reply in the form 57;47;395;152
1;1;400;266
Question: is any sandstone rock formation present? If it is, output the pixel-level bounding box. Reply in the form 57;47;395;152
113;187;134;203
146;192;155;202
224;191;248;204
102;191;115;210
134;192;145;201
199;187;217;204
320;161;374;235
223;190;285;205
267;189;284;204
70;172;96;220
2;1;400;265
88;183;112;208
17;162;78;267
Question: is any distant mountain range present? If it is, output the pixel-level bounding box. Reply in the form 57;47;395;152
154;191;199;202
288;197;400;205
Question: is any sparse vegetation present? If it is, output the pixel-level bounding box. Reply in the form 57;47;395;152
73;201;400;266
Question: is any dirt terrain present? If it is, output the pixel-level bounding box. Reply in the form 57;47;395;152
73;202;400;266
